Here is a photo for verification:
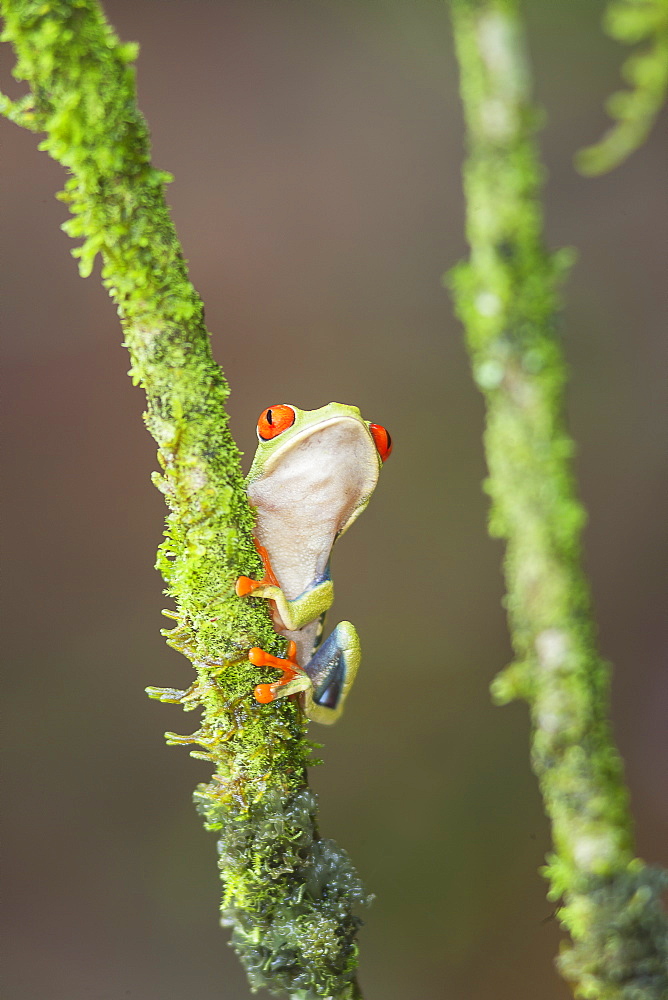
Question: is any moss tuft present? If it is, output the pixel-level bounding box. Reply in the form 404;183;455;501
195;786;369;998
558;865;668;999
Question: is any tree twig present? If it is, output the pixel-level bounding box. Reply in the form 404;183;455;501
1;2;367;996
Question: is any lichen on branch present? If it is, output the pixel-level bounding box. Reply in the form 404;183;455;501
447;1;668;997
0;1;367;996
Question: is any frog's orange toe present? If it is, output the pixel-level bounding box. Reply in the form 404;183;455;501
254;682;276;704
248;646;269;666
236;576;259;597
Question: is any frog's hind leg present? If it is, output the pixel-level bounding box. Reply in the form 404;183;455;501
303;621;360;725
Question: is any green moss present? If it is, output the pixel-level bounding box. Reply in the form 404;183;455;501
449;1;668;996
195;787;368;998
1;1;367;995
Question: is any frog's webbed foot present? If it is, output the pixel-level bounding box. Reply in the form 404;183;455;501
249;641;312;705
302;622;360;725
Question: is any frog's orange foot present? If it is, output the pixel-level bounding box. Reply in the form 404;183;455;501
249;641;303;704
236;575;262;597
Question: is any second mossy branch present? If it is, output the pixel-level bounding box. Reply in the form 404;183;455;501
449;1;668;998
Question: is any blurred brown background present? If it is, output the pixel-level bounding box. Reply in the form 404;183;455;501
2;2;666;998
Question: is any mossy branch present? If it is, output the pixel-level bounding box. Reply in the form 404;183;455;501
1;2;367;997
448;1;668;997
576;0;668;176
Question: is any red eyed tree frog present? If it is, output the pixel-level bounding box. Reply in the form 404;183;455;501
236;403;392;724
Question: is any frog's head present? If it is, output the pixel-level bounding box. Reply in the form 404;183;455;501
247;402;391;537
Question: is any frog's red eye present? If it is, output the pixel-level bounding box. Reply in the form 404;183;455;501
257;405;296;441
370;423;392;462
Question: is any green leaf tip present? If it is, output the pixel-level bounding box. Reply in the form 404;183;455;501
576;0;668;175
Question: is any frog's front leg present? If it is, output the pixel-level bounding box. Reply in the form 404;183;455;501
236;574;334;632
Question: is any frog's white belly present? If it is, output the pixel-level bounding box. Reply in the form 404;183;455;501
247;418;379;666
248;420;378;600
253;506;334;667
253;513;336;600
